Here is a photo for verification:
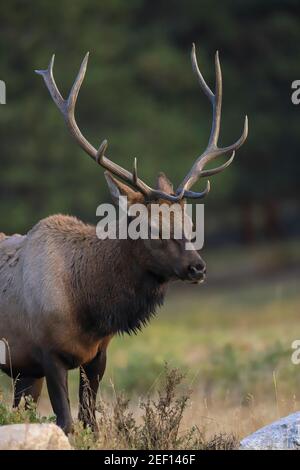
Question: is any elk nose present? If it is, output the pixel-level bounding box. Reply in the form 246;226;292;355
188;263;206;279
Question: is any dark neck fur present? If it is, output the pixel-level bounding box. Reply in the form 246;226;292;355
70;234;168;338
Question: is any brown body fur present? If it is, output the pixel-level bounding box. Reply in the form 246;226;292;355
0;214;168;376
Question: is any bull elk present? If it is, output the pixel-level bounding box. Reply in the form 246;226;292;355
0;45;247;433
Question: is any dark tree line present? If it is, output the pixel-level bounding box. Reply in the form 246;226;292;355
0;0;299;242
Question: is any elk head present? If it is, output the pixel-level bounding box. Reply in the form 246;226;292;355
36;45;248;284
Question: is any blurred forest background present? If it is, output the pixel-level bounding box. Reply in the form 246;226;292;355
1;0;300;439
0;0;299;243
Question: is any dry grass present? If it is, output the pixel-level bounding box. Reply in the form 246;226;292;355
70;364;238;450
0;366;237;449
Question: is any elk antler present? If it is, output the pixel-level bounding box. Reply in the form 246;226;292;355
175;44;248;199
36;46;247;202
36;54;208;202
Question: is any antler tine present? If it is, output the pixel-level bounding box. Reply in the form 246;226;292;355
35;53;98;161
211;50;222;146
216;115;248;154
132;157;138;184
200;151;235;177
191;43;214;102
96;139;108;164
176;45;247;198
182;180;211;200
36;54;184;202
67;52;89;114
191;44;222;148
35;55;65;111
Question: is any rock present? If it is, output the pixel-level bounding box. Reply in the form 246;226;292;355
240;412;300;450
0;423;72;450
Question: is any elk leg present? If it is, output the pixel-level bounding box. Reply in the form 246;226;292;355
78;349;107;431
43;353;72;434
14;377;44;407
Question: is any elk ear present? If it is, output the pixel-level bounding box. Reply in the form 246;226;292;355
104;172;145;206
156;172;174;195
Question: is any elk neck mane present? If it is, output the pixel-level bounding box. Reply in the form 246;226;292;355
62;218;168;338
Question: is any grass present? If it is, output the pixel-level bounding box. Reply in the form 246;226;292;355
0;365;237;450
1;239;300;447
69;364;235;450
102;269;300;402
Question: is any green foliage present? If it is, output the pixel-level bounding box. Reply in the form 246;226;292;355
0;395;55;425
70;421;97;450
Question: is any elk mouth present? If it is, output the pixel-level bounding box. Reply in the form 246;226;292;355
174;269;206;284
189;273;206;285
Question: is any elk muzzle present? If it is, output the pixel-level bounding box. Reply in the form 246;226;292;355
187;262;206;282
